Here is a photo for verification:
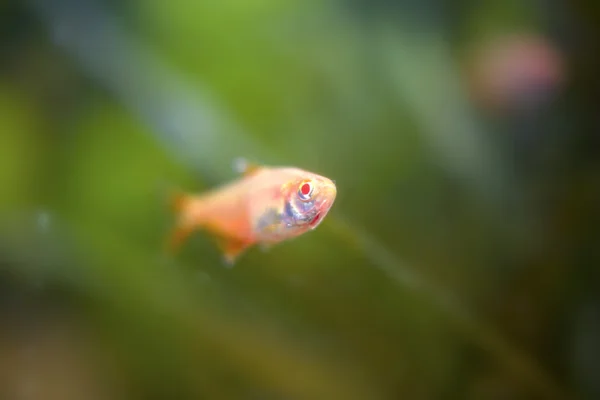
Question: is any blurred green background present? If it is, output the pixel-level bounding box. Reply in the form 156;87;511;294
1;0;600;399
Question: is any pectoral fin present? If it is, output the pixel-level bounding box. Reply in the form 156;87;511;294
259;242;274;253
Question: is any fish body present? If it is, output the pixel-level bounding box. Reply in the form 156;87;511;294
167;161;337;264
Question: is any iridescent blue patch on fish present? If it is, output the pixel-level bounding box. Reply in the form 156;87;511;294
284;200;296;223
255;207;281;233
286;197;317;226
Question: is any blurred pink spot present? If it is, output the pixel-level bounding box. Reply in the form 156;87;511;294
466;34;566;112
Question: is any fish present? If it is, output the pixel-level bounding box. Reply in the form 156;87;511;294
166;159;337;265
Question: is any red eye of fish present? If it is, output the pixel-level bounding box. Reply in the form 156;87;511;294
301;183;311;195
298;181;313;200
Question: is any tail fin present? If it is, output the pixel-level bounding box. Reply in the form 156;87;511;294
163;184;250;264
170;189;189;213
164;189;196;253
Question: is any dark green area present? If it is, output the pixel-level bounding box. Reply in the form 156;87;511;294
1;0;600;399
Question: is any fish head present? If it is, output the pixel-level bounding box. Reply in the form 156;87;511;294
283;172;337;233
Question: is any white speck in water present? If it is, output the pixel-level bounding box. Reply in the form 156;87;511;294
232;157;248;174
36;211;50;233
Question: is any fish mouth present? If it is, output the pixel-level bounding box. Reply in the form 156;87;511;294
309;212;322;228
309;185;336;229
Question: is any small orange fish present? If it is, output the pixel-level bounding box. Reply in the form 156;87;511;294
167;159;337;264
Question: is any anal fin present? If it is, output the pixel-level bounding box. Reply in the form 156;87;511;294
259;241;277;253
216;236;252;266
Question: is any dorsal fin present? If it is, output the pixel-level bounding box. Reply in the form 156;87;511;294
232;157;263;177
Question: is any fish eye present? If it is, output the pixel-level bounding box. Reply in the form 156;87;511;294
297;180;313;201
